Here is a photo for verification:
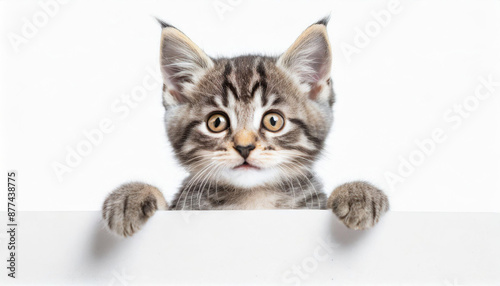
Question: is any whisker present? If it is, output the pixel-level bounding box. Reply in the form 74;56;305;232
289;161;321;209
280;164;308;208
178;162;215;210
196;162;220;209
198;163;225;209
187;162;218;210
275;165;297;208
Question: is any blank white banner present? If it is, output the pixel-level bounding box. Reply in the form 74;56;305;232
0;211;499;285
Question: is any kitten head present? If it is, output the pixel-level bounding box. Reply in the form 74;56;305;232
159;18;334;188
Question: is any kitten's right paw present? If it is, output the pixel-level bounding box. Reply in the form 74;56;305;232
328;181;389;230
102;182;168;237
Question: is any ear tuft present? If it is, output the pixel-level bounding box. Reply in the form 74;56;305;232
314;15;331;26
277;23;332;89
155;17;175;29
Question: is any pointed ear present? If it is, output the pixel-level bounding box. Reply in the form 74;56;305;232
159;24;214;105
277;21;332;99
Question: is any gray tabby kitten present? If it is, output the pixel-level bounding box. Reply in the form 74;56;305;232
102;18;389;237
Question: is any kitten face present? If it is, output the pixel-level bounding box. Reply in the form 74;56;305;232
160;20;334;188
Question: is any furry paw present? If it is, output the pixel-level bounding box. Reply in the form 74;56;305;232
327;181;389;230
102;182;168;237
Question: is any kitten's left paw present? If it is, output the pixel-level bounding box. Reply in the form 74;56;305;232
327;181;389;230
102;182;167;237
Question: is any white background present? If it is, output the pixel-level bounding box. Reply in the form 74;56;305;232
1;0;499;212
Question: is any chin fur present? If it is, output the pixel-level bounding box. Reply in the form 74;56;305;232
220;167;282;188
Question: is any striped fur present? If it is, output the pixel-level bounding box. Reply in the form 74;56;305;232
102;18;389;236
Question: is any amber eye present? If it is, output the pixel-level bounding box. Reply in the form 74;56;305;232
262;112;284;132
207;113;229;133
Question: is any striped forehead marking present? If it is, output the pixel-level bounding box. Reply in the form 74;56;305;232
218;57;269;105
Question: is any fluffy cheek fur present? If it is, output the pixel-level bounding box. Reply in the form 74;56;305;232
219;144;298;188
173;134;304;188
